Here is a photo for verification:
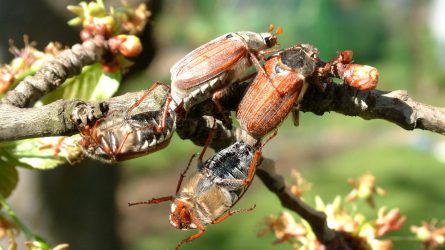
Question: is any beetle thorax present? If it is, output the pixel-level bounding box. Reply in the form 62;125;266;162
279;46;317;77
236;31;274;51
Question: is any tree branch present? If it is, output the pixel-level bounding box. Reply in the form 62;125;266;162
301;83;445;135
1;82;445;141
256;158;336;244
257;158;354;250
0;36;108;108
0;91;149;141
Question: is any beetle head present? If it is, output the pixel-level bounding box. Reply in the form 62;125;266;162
239;26;281;51
261;25;282;48
261;33;278;48
169;199;196;230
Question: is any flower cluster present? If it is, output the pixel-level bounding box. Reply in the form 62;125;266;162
0;39;62;95
346;173;386;208
67;0;147;57
258;173;406;250
411;220;445;249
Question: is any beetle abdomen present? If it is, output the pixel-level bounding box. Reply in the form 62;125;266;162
203;141;255;181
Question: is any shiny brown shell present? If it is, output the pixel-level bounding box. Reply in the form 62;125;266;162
79;84;175;162
237;55;305;138
171;33;247;89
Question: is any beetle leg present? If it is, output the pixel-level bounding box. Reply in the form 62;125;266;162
175;121;215;194
125;81;172;134
249;52;284;96
214;178;243;189
243;131;278;186
211;204;256;225
257;48;281;60
242;148;262;187
176;212;206;250
197;118;216;162
291;107;300;127
127;195;174;206
211;86;232;126
154;95;173;134
249;51;267;76
126;81;164;115
114;130;134;157
90;109;118;143
97;134;115;160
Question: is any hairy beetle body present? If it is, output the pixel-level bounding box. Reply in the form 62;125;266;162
170;29;280;111
172;141;256;227
75;83;175;162
237;44;318;138
129;140;262;249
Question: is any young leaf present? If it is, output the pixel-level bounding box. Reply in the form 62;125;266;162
0;156;18;197
4;63;121;171
40;63;121;104
2;138;64;170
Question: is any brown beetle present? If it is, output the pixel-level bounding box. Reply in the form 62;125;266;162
128;141;259;249
170;25;282;112
73;82;175;162
128;131;276;249
236;44;318;138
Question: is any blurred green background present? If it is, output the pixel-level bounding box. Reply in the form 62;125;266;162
115;1;445;250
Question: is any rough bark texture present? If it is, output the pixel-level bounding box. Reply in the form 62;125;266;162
257;158;336;244
2;83;444;142
0;36;108;108
300;83;445;135
257;158;358;250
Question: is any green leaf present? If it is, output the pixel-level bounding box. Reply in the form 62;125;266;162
9;137;84;170
10;138;65;170
90;70;121;100
0;157;18;198
1;63;121;171
0;136;84;171
6;64;121;170
40;63;121;104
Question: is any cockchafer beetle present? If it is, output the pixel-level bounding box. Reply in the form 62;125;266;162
72;82;176;162
236;44;319;139
319;50;379;91
128;131;277;250
170;25;282;112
